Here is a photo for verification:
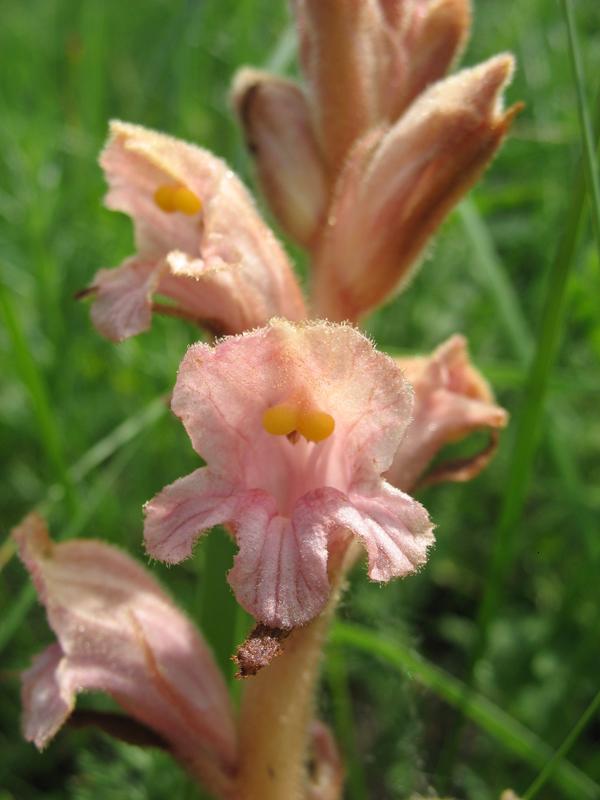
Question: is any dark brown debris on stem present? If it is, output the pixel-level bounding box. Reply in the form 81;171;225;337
234;623;292;678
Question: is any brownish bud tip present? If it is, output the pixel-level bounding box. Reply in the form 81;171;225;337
74;285;98;300
234;623;291;678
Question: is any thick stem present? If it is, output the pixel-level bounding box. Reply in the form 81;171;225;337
235;546;358;800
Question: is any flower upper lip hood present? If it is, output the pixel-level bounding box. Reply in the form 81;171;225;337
15;514;237;799
144;319;434;630
84;120;306;341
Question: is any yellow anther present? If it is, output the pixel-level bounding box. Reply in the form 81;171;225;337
154;184;178;213
262;404;299;437
154;184;202;215
172;185;202;215
297;410;335;443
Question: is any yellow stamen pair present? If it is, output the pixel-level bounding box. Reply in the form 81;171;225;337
154;183;202;215
262;403;335;443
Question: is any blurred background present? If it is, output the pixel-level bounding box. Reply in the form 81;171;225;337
1;1;599;798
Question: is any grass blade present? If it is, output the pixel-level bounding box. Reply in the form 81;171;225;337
458;200;532;361
522;688;600;800
0;280;77;514
475;140;586;648
68;396;167;485
0;439;142;656
331;623;600;800
441;79;600;781
562;0;600;253
325;648;369;800
0;396;167;574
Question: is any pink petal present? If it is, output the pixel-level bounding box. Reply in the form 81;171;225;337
146;320;433;628
101;121;219;256
143;468;241;563
88;258;159;342
15;514;236;792
21;644;74;748
232;69;328;246
346;483;434;581
228;489;331;629
192;167;307;325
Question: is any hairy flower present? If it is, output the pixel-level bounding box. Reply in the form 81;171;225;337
233;0;472;243
15;514;237;798
293;0;471;170
144;319;434;629
311;55;520;322
386;335;508;491
82;121;305;341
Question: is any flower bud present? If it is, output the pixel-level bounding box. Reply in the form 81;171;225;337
232;69;327;246
311;55;521;322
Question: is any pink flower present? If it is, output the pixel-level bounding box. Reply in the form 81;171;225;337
15;514;237;799
83;121;306;341
144;319;434;629
386;335;508;492
311;55;520;322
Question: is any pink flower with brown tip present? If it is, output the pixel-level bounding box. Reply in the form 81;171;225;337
311;55;521;322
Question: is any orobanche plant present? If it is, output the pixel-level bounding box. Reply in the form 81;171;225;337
13;1;522;798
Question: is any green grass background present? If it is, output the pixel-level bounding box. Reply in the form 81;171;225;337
1;1;599;798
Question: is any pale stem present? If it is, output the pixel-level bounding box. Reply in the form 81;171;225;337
235;545;360;800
